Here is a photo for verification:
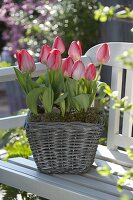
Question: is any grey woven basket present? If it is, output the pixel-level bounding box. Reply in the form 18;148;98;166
25;110;104;174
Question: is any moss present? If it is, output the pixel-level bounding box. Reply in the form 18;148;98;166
28;108;103;124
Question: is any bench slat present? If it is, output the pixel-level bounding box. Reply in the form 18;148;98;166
0;160;119;200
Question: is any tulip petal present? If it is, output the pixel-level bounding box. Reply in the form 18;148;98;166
16;51;22;70
68;41;82;61
40;44;51;64
62;56;74;76
72;60;85;80
52;36;65;54
47;49;62;70
77;41;82;56
84;63;96;80
16;49;35;73
96;43;110;64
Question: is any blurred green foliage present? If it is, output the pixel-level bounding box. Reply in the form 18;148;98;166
16;0;100;58
48;0;99;55
0;61;11;68
94;3;133;32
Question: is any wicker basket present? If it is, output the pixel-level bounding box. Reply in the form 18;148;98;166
25;110;104;174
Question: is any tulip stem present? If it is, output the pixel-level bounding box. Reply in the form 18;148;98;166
96;64;103;81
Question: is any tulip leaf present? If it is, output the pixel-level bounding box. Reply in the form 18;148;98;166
54;92;68;104
26;73;40;92
42;86;54;113
60;100;65;116
48;69;64;98
73;94;90;112
14;67;27;93
26;88;43;114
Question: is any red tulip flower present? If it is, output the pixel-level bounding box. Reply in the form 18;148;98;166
84;63;96;80
71;60;85;80
68;41;82;61
47;49;62;70
52;36;65;54
16;49;36;73
40;44;51;64
62;56;74;77
96;43;110;64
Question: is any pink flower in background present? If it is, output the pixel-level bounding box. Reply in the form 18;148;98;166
96;43;110;64
40;44;51;64
71;60;85;80
62;56;74;77
84;63;96;80
52;36;65;54
47;49;62;70
68;41;82;61
16;49;36;73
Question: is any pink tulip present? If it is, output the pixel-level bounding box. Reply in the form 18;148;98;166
40;44;51;64
52;36;65;54
68;41;82;61
62;56;74;77
47;49;62;70
16;49;36;73
96;43;110;64
84;63;96;80
71;60;85;80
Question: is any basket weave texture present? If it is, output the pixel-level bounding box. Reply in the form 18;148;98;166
25;111;104;174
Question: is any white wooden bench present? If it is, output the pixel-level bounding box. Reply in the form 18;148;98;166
0;42;133;200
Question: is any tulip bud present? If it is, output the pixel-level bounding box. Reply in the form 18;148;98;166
40;44;51;64
16;49;36;73
71;60;85;80
62;56;74;77
52;36;65;54
96;43;110;64
84;63;96;80
47;49;62;70
68;41;82;61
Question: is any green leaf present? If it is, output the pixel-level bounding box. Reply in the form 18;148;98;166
54;92;68;104
48;69;64;99
120;195;131;200
60;100;65;116
97;165;111;176
42;86;54;113
26;88;43;114
26;73;40;92
14;67;27;93
73;94;90;112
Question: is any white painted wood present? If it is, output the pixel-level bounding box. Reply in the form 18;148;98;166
0;63;46;82
0;114;26;130
86;42;133;149
113;134;133;148
7;157;133;197
9;156;133;189
96;145;133;168
85;42;133;68
107;67;123;150
122;69;133;137
0;160;119;200
0;56;89;83
7;158;133;198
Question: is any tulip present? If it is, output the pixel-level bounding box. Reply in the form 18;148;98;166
68;41;82;61
96;43;110;64
16;49;36;73
62;56;74;77
71;60;85;80
40;44;51;64
52;36;65;54
47;49;62;70
84;63;96;80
